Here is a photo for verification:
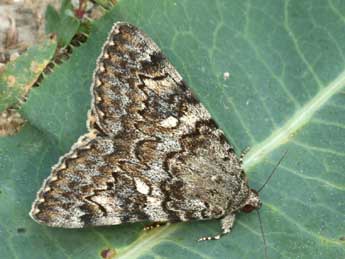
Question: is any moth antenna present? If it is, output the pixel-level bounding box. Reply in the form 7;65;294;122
257;150;288;193
256;209;268;259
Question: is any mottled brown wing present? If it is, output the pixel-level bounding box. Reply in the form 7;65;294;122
30;22;251;228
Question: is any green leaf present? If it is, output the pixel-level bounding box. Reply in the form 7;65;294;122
45;0;80;47
1;0;345;258
0;38;57;112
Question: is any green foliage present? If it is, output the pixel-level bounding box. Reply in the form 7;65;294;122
1;0;345;258
45;0;80;47
0;38;57;112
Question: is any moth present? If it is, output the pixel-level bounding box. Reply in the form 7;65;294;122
30;22;267;242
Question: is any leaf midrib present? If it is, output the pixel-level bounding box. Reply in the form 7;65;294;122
244;69;345;169
116;224;180;258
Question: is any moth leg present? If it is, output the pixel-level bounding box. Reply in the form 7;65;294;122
144;222;169;231
198;213;236;241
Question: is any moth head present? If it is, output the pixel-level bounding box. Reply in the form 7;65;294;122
241;150;289;213
241;189;261;213
241;151;288;259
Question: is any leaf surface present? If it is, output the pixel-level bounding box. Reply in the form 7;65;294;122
0;38;57;111
45;0;80;47
1;0;345;258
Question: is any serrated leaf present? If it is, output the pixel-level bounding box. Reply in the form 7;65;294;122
0;38;57;112
1;0;345;259
45;0;80;47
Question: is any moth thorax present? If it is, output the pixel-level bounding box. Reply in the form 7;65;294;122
241;189;262;213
